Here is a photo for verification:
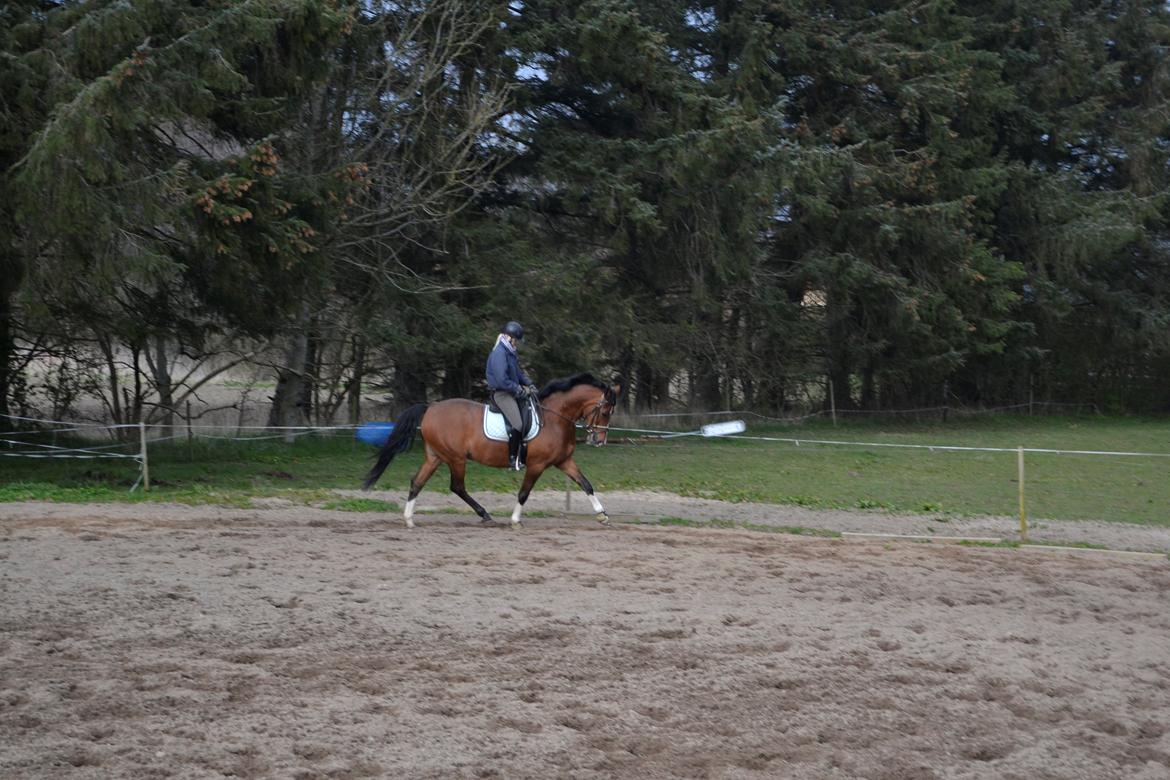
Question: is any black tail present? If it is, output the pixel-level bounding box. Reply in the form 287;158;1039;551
362;404;428;490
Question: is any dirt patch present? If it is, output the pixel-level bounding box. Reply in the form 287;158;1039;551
2;501;1169;778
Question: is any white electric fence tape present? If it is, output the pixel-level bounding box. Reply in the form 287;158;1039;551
606;423;1170;459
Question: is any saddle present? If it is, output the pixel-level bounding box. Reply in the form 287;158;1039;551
483;394;541;442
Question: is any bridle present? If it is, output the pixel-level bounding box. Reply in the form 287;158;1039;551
539;390;615;445
581;395;615;444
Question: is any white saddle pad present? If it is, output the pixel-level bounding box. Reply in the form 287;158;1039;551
482;399;541;442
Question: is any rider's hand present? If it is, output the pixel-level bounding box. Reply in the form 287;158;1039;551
527;384;539;397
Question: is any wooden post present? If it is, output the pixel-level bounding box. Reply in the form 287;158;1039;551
1017;446;1026;541
140;421;150;492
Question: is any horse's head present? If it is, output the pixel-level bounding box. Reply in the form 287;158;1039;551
538;373;624;446
583;379;623;446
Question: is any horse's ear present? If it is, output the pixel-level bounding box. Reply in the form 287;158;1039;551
610;376;625;399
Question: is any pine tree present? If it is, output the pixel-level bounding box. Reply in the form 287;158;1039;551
503;0;781;410
5;0;349;423
0;1;57;417
971;0;1170;408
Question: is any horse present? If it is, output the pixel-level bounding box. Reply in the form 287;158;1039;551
362;373;622;528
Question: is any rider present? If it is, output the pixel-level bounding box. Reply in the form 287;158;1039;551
486;320;538;470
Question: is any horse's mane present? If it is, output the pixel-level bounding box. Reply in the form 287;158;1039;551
538;373;609;401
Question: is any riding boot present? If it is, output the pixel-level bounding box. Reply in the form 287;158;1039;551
507;428;523;471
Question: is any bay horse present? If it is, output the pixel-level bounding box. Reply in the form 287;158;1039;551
362;373;622;528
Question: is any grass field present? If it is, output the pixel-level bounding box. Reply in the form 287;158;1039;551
2;415;1169;526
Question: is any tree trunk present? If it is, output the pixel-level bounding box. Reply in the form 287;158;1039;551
740;308;754;409
617;347;634;413
828;365;852;413
303;320;318;424
0;289;15;420
826;288;855;412
694;363;723;410
724;305;741;410
97;334;124;429
150;335;175;437
635;360;657;411
268;304;312;441
392;362;429;415
131;342;144;425
346;336;366;425
439;349;476;401
860;364;876;410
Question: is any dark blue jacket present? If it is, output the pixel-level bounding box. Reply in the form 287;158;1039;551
486;341;532;398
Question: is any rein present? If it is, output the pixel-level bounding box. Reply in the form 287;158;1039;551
539;396;612;435
537;403;578;426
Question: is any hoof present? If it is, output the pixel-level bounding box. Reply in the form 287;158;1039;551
510;520;524;530
596;512;610;526
479;514;496;525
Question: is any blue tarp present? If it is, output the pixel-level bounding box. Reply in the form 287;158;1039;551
355;422;395;447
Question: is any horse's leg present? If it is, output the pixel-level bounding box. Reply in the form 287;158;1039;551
403;445;442;529
509;464;546;527
448;460;494;524
556;457;609;525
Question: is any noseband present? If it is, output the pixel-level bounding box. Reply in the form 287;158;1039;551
582;398;614;439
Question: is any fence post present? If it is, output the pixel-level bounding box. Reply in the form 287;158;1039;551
140;421;151;492
1017;446;1026;541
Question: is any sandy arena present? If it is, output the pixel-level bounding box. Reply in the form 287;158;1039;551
2;498;1169;779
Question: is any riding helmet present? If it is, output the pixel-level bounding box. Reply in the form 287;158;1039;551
502;321;524;340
